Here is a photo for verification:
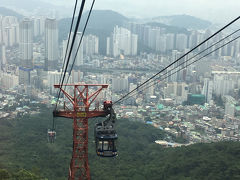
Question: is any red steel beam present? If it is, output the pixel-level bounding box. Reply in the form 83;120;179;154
54;84;108;180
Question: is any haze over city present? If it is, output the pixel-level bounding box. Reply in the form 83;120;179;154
1;0;240;23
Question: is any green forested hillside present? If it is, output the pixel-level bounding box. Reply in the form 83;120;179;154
1;105;240;180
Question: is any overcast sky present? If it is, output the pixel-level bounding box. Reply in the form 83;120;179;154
41;0;239;23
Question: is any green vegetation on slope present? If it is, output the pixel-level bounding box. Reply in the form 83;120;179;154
1;104;240;180
0;168;41;180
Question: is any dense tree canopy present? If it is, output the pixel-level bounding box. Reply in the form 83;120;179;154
0;105;240;179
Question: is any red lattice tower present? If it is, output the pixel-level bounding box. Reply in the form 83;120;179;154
53;84;109;180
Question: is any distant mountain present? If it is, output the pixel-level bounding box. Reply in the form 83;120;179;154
0;7;23;19
152;14;211;29
146;22;190;34
59;10;128;54
58;11;212;54
58;10;191;54
59;10;128;37
80;10;128;31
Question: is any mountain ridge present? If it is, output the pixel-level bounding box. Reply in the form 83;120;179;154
59;10;193;54
152;14;212;29
0;7;23;19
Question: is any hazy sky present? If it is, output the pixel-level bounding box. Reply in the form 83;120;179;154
41;0;239;23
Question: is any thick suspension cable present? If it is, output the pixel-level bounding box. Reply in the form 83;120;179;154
65;0;96;85
55;0;86;108
52;0;78;130
59;0;78;87
113;16;240;105
116;35;240;104
114;29;240;105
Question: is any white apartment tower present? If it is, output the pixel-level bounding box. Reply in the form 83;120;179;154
74;32;84;66
19;18;33;68
19;18;33;85
62;32;83;67
45;18;58;71
176;34;188;51
34;17;45;37
202;78;213;103
107;26;138;57
84;34;99;56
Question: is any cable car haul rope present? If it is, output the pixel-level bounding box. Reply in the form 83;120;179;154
113;16;240;105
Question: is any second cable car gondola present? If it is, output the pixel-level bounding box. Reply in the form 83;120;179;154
95;122;118;157
47;129;56;143
94;101;118;157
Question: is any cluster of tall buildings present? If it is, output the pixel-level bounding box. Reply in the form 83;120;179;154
84;34;99;55
107;26;138;57
112;77;129;92
18;18;59;84
0;16;19;47
1;14;240;101
0;14;102;95
62;33;99;67
126;22;240;58
201;71;240;105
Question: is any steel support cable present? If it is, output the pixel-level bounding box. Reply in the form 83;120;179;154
52;0;78;130
65;0;96;86
60;0;96;113
59;0;79;88
115;35;240;104
113;16;240;105
55;0;86;108
114;28;240;105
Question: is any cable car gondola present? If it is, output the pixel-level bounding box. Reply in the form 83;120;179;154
95;101;118;157
47;129;56;143
95;122;117;157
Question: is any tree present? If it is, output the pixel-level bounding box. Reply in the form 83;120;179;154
0;169;10;179
13;169;40;180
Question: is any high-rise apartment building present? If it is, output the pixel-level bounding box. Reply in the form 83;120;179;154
63;32;83;67
45;18;58;70
212;71;240;96
176;34;188;51
19;18;33;85
202;78;213;103
74;32;83;66
107;26;138;57
33;17;45;37
112;77;129;92
166;33;175;51
0;16;19;47
83;34;99;56
19;18;33;68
